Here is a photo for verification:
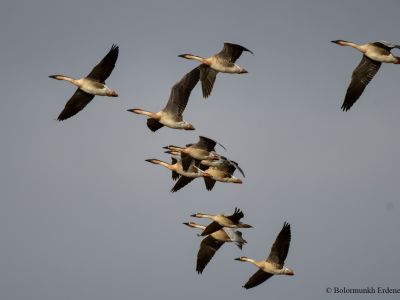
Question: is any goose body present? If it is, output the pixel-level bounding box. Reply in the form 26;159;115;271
164;136;224;171
49;44;119;121
145;158;210;179
184;221;247;274
191;207;253;236
332;40;400;111
127;66;200;131
179;42;253;98
235;222;294;289
201;159;244;190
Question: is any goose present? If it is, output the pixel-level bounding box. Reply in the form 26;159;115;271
168;154;212;193
145;157;211;191
127;67;200;131
183;221;247;274
163;136;225;171
49;44;119;121
191;207;252;236
201;156;245;177
332;40;400;111
200;159;244;191
235;222;294;289
178;42;253;98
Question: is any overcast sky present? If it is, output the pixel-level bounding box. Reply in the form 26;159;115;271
1;0;400;299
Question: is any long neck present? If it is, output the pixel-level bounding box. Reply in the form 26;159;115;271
241;257;260;267
130;108;157;119
187;222;206;230
51;75;78;84
340;41;366;52
182;54;205;63
166;145;185;152
194;213;213;219
147;159;175;171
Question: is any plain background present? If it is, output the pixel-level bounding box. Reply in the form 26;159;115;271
1;0;400;299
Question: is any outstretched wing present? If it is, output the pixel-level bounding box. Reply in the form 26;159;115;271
266;222;291;267
57;89;95;121
199;65;218;99
86;44;119;83
170;176;194;193
193;136;217;151
215;42;253;63
226;207;244;222
196;236;224;274
341;55;381;111
163;66;200;119
201;221;223;236
146;118;164;132
243;269;273;289
204;177;216;191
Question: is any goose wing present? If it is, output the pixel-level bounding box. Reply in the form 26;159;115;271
375;41;400;50
215;42;253;63
266;222;291;267
57;89;95;121
171;158;179;181
170;176;194;193
86;44;119;83
200;221;223;236
146;118;164;132
243;269;273;289
204;177;216;191
341;55;381;111
194;136;226;151
199;65;218;98
226;207;244;223
229;160;245;177
196;235;224;274
163;66;200;120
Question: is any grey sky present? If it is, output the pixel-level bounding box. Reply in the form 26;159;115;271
1;0;400;299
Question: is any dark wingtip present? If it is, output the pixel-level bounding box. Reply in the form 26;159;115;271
49;75;57;79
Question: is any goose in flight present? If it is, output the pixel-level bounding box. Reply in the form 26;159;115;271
49;44;119;121
166;156;244;192
163;136;225;171
183;221;247;274
145;158;211;190
191;207;252;236
235;222;294;289
178;42;253;98
332;40;400;111
166;154;212;193
127;67;200;131
200;158;244;191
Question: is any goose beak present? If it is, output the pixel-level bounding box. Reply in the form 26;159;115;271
239;69;248;74
234;257;242;261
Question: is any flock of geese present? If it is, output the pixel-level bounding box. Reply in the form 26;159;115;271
49;39;400;289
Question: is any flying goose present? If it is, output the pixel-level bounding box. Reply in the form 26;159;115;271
169;154;213;193
49;44;119;121
332;40;400;111
191;207;252;236
183;221;247;274
146;157;211;191
167;157;244;192
127;67;200;131
235;222;294;289
163;136;225;171
178;42;253;98
200;158;244;191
